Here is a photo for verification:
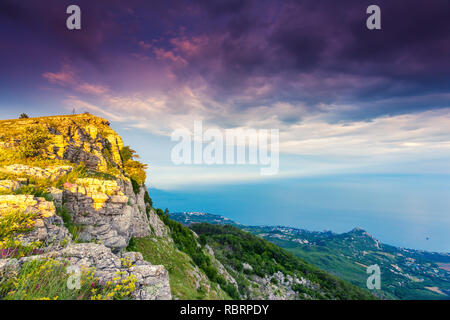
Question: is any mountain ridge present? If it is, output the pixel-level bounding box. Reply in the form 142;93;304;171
169;211;450;299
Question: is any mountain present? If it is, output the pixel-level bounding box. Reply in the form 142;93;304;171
170;212;450;300
190;223;374;300
169;211;241;226
0;114;375;300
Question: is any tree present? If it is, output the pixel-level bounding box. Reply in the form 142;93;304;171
19;113;29;119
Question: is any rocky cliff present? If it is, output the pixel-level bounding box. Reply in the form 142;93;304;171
0;114;171;300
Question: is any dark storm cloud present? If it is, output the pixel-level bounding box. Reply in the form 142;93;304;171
1;0;449;123
188;0;450;121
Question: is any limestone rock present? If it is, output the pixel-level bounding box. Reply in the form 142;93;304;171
62;178;152;251
0;194;71;248
0;243;171;300
0;180;21;191
48;243;171;300
147;207;169;238
0;114;125;172
47;187;63;206
0;164;73;180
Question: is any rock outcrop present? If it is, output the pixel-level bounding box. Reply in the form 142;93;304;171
0;114;171;300
0;194;70;248
0;164;73;180
0;114;124;172
0;243;171;300
63;177;151;250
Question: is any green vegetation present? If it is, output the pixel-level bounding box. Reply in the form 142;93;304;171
255;228;450;300
171;212;450;300
126;237;230;300
143;190;153;218
0;163;116;195
283;243;446;300
55;205;83;243
120;146;147;192
154;209;239;299
16;126;51;159
0;258;137;300
0;151;70;168
55;164;116;189
191;223;376;300
0;209;42;259
14;185;52;201
0;125;59;167
0;181;53;201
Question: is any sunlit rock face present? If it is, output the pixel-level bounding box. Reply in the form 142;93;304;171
0;114;124;172
0;114;171;300
0;164;73;180
0;194;70;248
0;113;161;250
62;176;151;250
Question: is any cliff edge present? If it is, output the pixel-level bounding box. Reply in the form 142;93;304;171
0;113;171;300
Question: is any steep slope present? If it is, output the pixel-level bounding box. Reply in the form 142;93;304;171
189;223;376;300
126;236;231;300
170;212;450;300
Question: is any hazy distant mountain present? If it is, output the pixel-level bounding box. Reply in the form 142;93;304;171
169;211;241;226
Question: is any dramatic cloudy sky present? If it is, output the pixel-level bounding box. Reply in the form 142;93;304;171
1;0;450;249
1;0;450;184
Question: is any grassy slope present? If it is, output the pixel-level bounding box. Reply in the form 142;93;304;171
127;237;230;300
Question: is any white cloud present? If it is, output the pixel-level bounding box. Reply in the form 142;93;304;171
59;81;450;187
66;88;450;158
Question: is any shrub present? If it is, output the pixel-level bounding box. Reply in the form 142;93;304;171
120;146;147;190
144;190;153;219
130;177;141;194
119;146;135;163
17;126;51;159
126;161;147;188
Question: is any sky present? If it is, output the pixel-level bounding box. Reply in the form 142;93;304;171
1;0;449;251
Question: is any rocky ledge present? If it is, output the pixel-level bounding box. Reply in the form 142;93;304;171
0;243;171;300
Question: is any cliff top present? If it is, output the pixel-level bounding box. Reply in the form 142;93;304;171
0;112;147;186
0;113;108;124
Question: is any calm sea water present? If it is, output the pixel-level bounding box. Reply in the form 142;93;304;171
150;174;450;253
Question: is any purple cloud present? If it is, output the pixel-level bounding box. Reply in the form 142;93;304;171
1;0;449;124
